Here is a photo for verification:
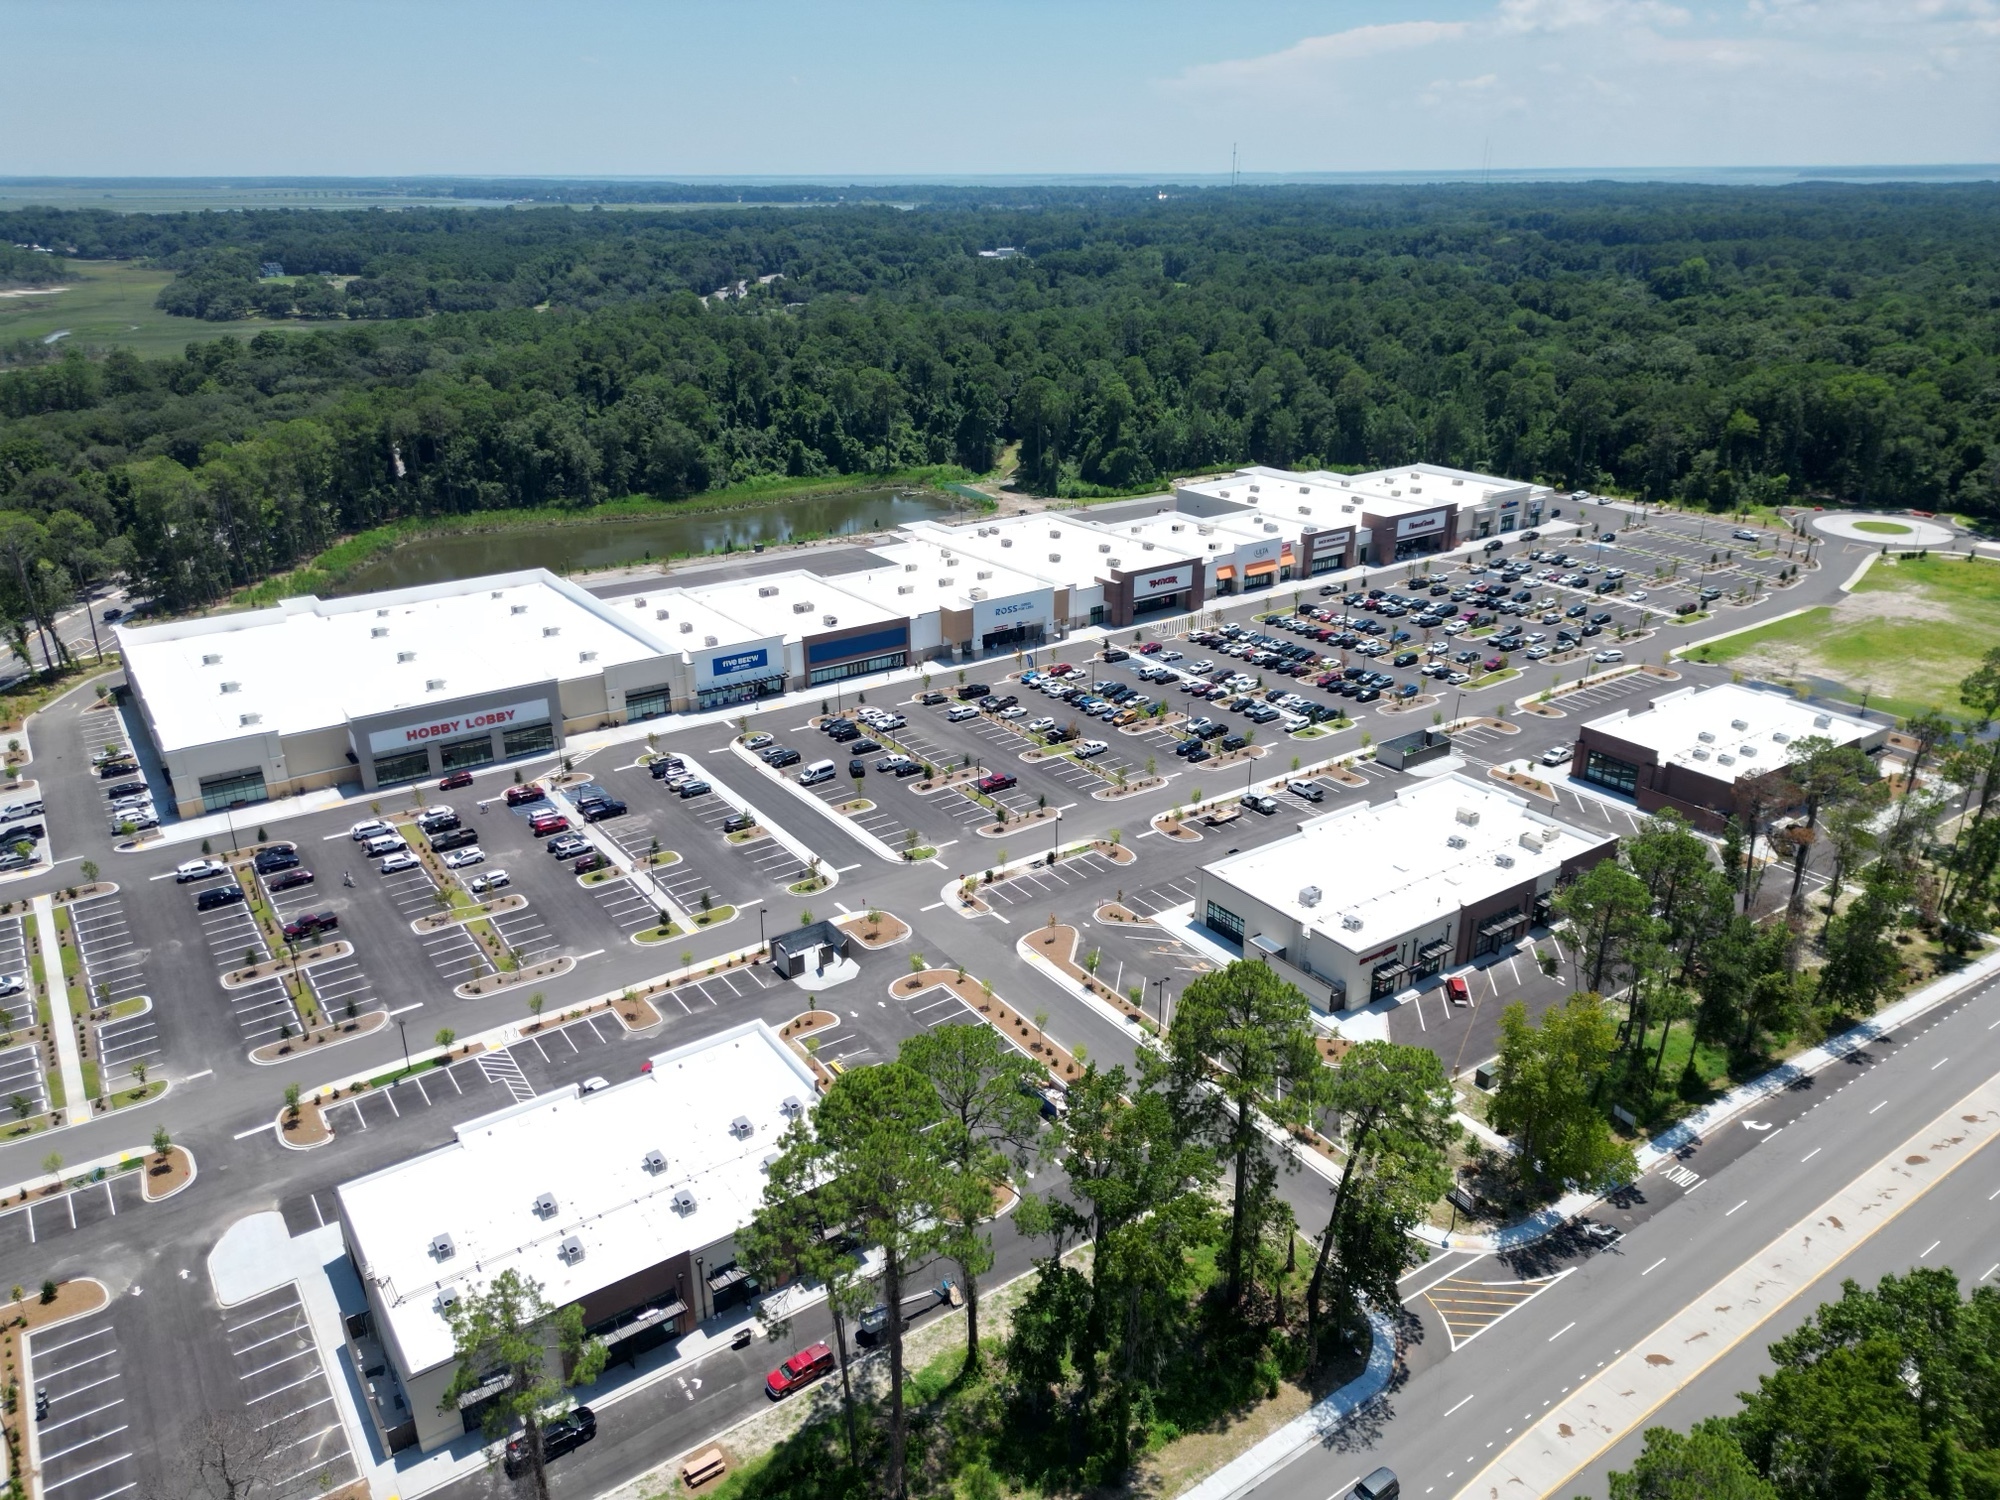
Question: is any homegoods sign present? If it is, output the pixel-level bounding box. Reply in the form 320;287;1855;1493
366;697;550;754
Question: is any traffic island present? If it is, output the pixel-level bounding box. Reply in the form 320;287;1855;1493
139;1144;194;1201
725;826;770;845
222;940;354;989
1091;774;1167;801
49;882;116;906
780;1010;840;1088
1151;812;1203;841
455;953;575;999
837;910;910;948
635;904;736;942
911;765;983;794
1489;764;1557;802
976;805;1058;838
1095;901;1146;924
250;1007;389;1063
412;893;527;932
276;1098;333;1148
898;968;1083;1083
836;798;875;816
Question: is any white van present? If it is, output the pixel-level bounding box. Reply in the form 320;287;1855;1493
364;833;409;858
798;760;837;787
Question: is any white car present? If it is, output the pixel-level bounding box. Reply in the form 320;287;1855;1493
1541;745;1572;767
468;869;511;894
111;812;158;832
417;805;456;824
1443;620;1469;635
872;714;905;730
0;800;44;820
1593;649;1625;663
444;847;486;869
1159;650;1182;662
1075;739;1108;758
379;851;420;874
1026;716;1056;733
0;974;23;998
1629;590;1648;601
580;1075;611;1094
350;818;394;842
1189;660;1214;673
999;705;1027;720
175;858;228;883
946;705;979;722
741;732;773;751
1278;711;1309;732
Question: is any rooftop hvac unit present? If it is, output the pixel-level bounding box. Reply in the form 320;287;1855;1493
1298;885;1322;907
1716;753;1736;766
976;570;992;580
759;585;780;598
578;650;597;663
492;590;504;599
1447;834;1467;849
761;1152;780;1171
1198;525;1214;535
430;1233;455;1260
435;1288;459;1313
1170;524;1183;533
1519;830;1545;851
1772;731;1791;744
656;608;670;620
1494;852;1516;868
1340;912;1364;931
1697;730;1715;743
201;652;222;665
821;614;837;627
632;598;646;608
730;1115;754;1138
370;626;388;638
426;678;445;692
672;1189;698;1215
219;681;240;694
679;621;692;633
541;627;559;638
239;712;261;727
1249;484;1261;493
1299;506;1312;516
1141;541;1155;550
1001;537;1013;547
897;585;914;595
904;562;918;572
1049;529;1061;539
1730;718;1749;731
703;634;717;647
791;601;810;613
938;577;954;587
1108;557;1122;568
377;608;389;617
397;651;416;663
1813;713;1832;728
1263;523;1278;533
781;1095;804;1117
1455;807;1481;826
1048;553;1061;563
642;1149;666;1174
1300;485;1311;493
968;588;988;601
511;604;528;615
532;1191;557;1219
1738;744;1757;758
1692;747;1711;760
1098;543;1111;553
557;1236;584;1266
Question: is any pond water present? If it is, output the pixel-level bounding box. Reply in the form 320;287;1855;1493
334;486;971;595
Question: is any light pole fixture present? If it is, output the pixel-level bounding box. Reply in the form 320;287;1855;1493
396;1017;411;1078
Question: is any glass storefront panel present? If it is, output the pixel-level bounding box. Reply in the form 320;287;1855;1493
1204;901;1245;944
440;735;496;771
697;675;785;711
371;748;431;787
808;651;906;687
500;721;554;759
1583;748;1639;795
199;768;268;812
1132;591;1183;618
625;687;671;721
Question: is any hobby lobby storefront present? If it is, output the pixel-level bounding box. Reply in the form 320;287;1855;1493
350;687;564;792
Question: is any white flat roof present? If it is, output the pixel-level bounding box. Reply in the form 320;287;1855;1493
856;537;1053;610
1347;462;1552;503
677;568;906;643
1207;774;1611;953
1584;682;1881;783
613;586;773;657
909;514;1198;589
117;571;672;754
338;1020;818;1380
1183;464;1549;521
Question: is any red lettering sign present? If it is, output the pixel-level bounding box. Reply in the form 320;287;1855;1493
403;708;518;744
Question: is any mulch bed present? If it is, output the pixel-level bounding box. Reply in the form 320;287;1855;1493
456;953;574;998
1150;815;1203;841
2;1279;110;1475
140;1145;192;1201
250;1007;388;1063
1095;902;1146;923
414;893;527;932
897;967;1083;1082
1093;775;1168;800
50;883;115;907
280;1101;332;1146
838;911;911;947
1489;767;1556;801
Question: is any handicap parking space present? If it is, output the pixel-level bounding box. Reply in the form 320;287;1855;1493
29;1314;139;1500
222;1285;362;1500
0;1041;49;1119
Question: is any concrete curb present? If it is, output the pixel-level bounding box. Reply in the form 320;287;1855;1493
1175;1306;1399;1500
1667;604;1817;659
729;738;904;865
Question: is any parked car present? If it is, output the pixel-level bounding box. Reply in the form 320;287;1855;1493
468;870;511;894
0;974;23;998
444;847;486;870
975;772;1016;794
379;851;420;874
677;778;712;798
267;868;315;892
741;732;773;751
529;813;570;836
1445;975;1472;1006
1243;793;1279;815
430;827;479;852
722;812;758;834
361;835;405;859
97;760;139;779
1074;739;1108;758
548;833;590;858
581;798;628;822
504;1406;597;1477
1540;745;1572;766
504;784;545;807
195;884;245;912
766;1344;836;1400
1732;528;1760;542
956;682;990;700
254;846;301;874
572;851;611;875
917;690;948;705
283;912;338;942
1593;648;1625;663
438;769;475;791
945;704;979;722
175;858;228;883
350;818;395;841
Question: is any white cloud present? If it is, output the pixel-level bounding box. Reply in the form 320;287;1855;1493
1173;20;1471;89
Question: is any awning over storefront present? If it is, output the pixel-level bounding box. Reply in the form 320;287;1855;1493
1250;933;1286;958
1372;958;1410;981
1246;561;1279;577
1213;566;1236;581
1418;937;1452;959
706;1264;750;1293
1480;914;1522;937
598;1300;688;1348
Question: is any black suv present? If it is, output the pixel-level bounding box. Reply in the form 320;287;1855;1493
504;1406;596;1478
581;798;628;823
430;827;479;852
196;885;245;912
253;847;299;875
763;747;801;768
956;682;990;701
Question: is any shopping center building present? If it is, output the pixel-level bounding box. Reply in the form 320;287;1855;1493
1194;774;1615;1010
336;1021;818;1454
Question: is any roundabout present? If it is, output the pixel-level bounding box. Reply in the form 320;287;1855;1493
1809;511;1956;547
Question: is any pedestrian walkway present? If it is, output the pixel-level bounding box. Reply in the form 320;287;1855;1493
476;1048;535;1103
30;894;89;1126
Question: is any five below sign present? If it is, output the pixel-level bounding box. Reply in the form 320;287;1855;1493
367;697;549;754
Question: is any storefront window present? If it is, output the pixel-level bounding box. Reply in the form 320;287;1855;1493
808;651;906;687
500;721;554;759
625;687;671;722
440;735;496;771
696;676;785;711
1132;591;1183;618
199;768;268;812
1583;747;1639;796
1310;551;1345;575
1204;901;1245;944
370;748;430;787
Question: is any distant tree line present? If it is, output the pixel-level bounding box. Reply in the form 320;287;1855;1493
0;183;1996;617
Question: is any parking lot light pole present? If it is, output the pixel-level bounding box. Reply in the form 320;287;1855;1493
758;905;767;958
396;1017;411;1079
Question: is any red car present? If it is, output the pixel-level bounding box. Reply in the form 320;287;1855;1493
1445;975;1471;1006
505;783;545;807
438;769;475;791
975;772;1016;794
1483;656;1505;671
766;1342;835;1399
529;813;570;836
1138;641;1163;655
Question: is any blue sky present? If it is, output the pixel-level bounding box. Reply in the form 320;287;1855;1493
7;1;1996;176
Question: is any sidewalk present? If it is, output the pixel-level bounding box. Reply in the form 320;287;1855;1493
29;894;88;1126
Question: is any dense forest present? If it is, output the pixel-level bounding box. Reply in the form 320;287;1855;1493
1;183;1996;628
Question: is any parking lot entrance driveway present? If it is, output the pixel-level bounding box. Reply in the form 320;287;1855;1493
30;1314;137;1500
222;1285;362;1500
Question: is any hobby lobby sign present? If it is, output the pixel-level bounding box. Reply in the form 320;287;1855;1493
366;697;550;754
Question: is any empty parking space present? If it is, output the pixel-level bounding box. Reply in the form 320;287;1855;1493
223;1285;361;1500
1126;874;1198;917
590;876;659;931
654;962;782;1015
69;895;146;1007
0;913;30;1028
305;953;381;1023
419;921;491;985
0;1041;49;1119
492;904;557;963
974;850;1119;910
0;1171;145;1256
30;1315;137;1500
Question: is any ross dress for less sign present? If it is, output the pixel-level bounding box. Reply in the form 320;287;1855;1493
366;698;549;754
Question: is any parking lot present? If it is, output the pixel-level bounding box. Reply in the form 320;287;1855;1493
0;1040;49;1120
221;1285;362;1500
0;912;31;1028
29;1312;139;1500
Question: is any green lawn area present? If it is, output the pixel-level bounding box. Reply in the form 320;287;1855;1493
1681;555;2000;720
0;260;303;356
1852;519;1915;535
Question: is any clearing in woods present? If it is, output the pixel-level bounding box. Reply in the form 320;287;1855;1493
1683;554;2000;720
0;260;301;356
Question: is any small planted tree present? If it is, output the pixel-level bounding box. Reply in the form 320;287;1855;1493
283;1084;301;1122
151;1125;171;1159
435;1027;456;1054
526;992;544;1026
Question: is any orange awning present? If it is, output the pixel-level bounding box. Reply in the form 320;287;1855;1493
1246;560;1279;576
1213;565;1236;580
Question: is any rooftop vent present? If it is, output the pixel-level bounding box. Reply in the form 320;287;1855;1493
1494;852;1516;868
426;678;445;692
239;712;261;727
1730;718;1749;731
541;626;560;638
656;608;671;620
791;601;811;614
219;681;240;694
511;604;528;615
679;620;693;634
492;590;504;599
897;585;914;595
1813;713;1832;728
758;585;780;598
397;651;416;663
1098;543;1111;553
371;626;389;638
821;614;837;627
730;1114;754;1138
430;1233;455;1260
904;563;918;573
632;598;646;608
976;570;992;580
557;1236;584;1265
1519;830;1546;851
1739;744;1757;758
781;1095;805;1117
376;608;389;617
703;634;717;648
761;1152;780;1172
642;1149;666;1174
1455;807;1481;826
1263;522;1279;534
201;652;222;666
532;1191;557;1219
938;577;954;587
578;650;597;663
1001;538;1013;547
1771;731;1791;744
1340;912;1363;932
1298;885;1322;908
968;588;988;601
436;1288;459;1313
1716;753;1736;766
1697;730;1716;743
1446;833;1468;849
1048;553;1061;563
1692;747;1711;760
671;1188;697;1215
1049;529;1061;539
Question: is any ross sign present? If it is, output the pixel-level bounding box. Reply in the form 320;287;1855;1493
710;647;770;678
1395;512;1447;539
1130;563;1193;600
366;698;548;755
988;599;1038;618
